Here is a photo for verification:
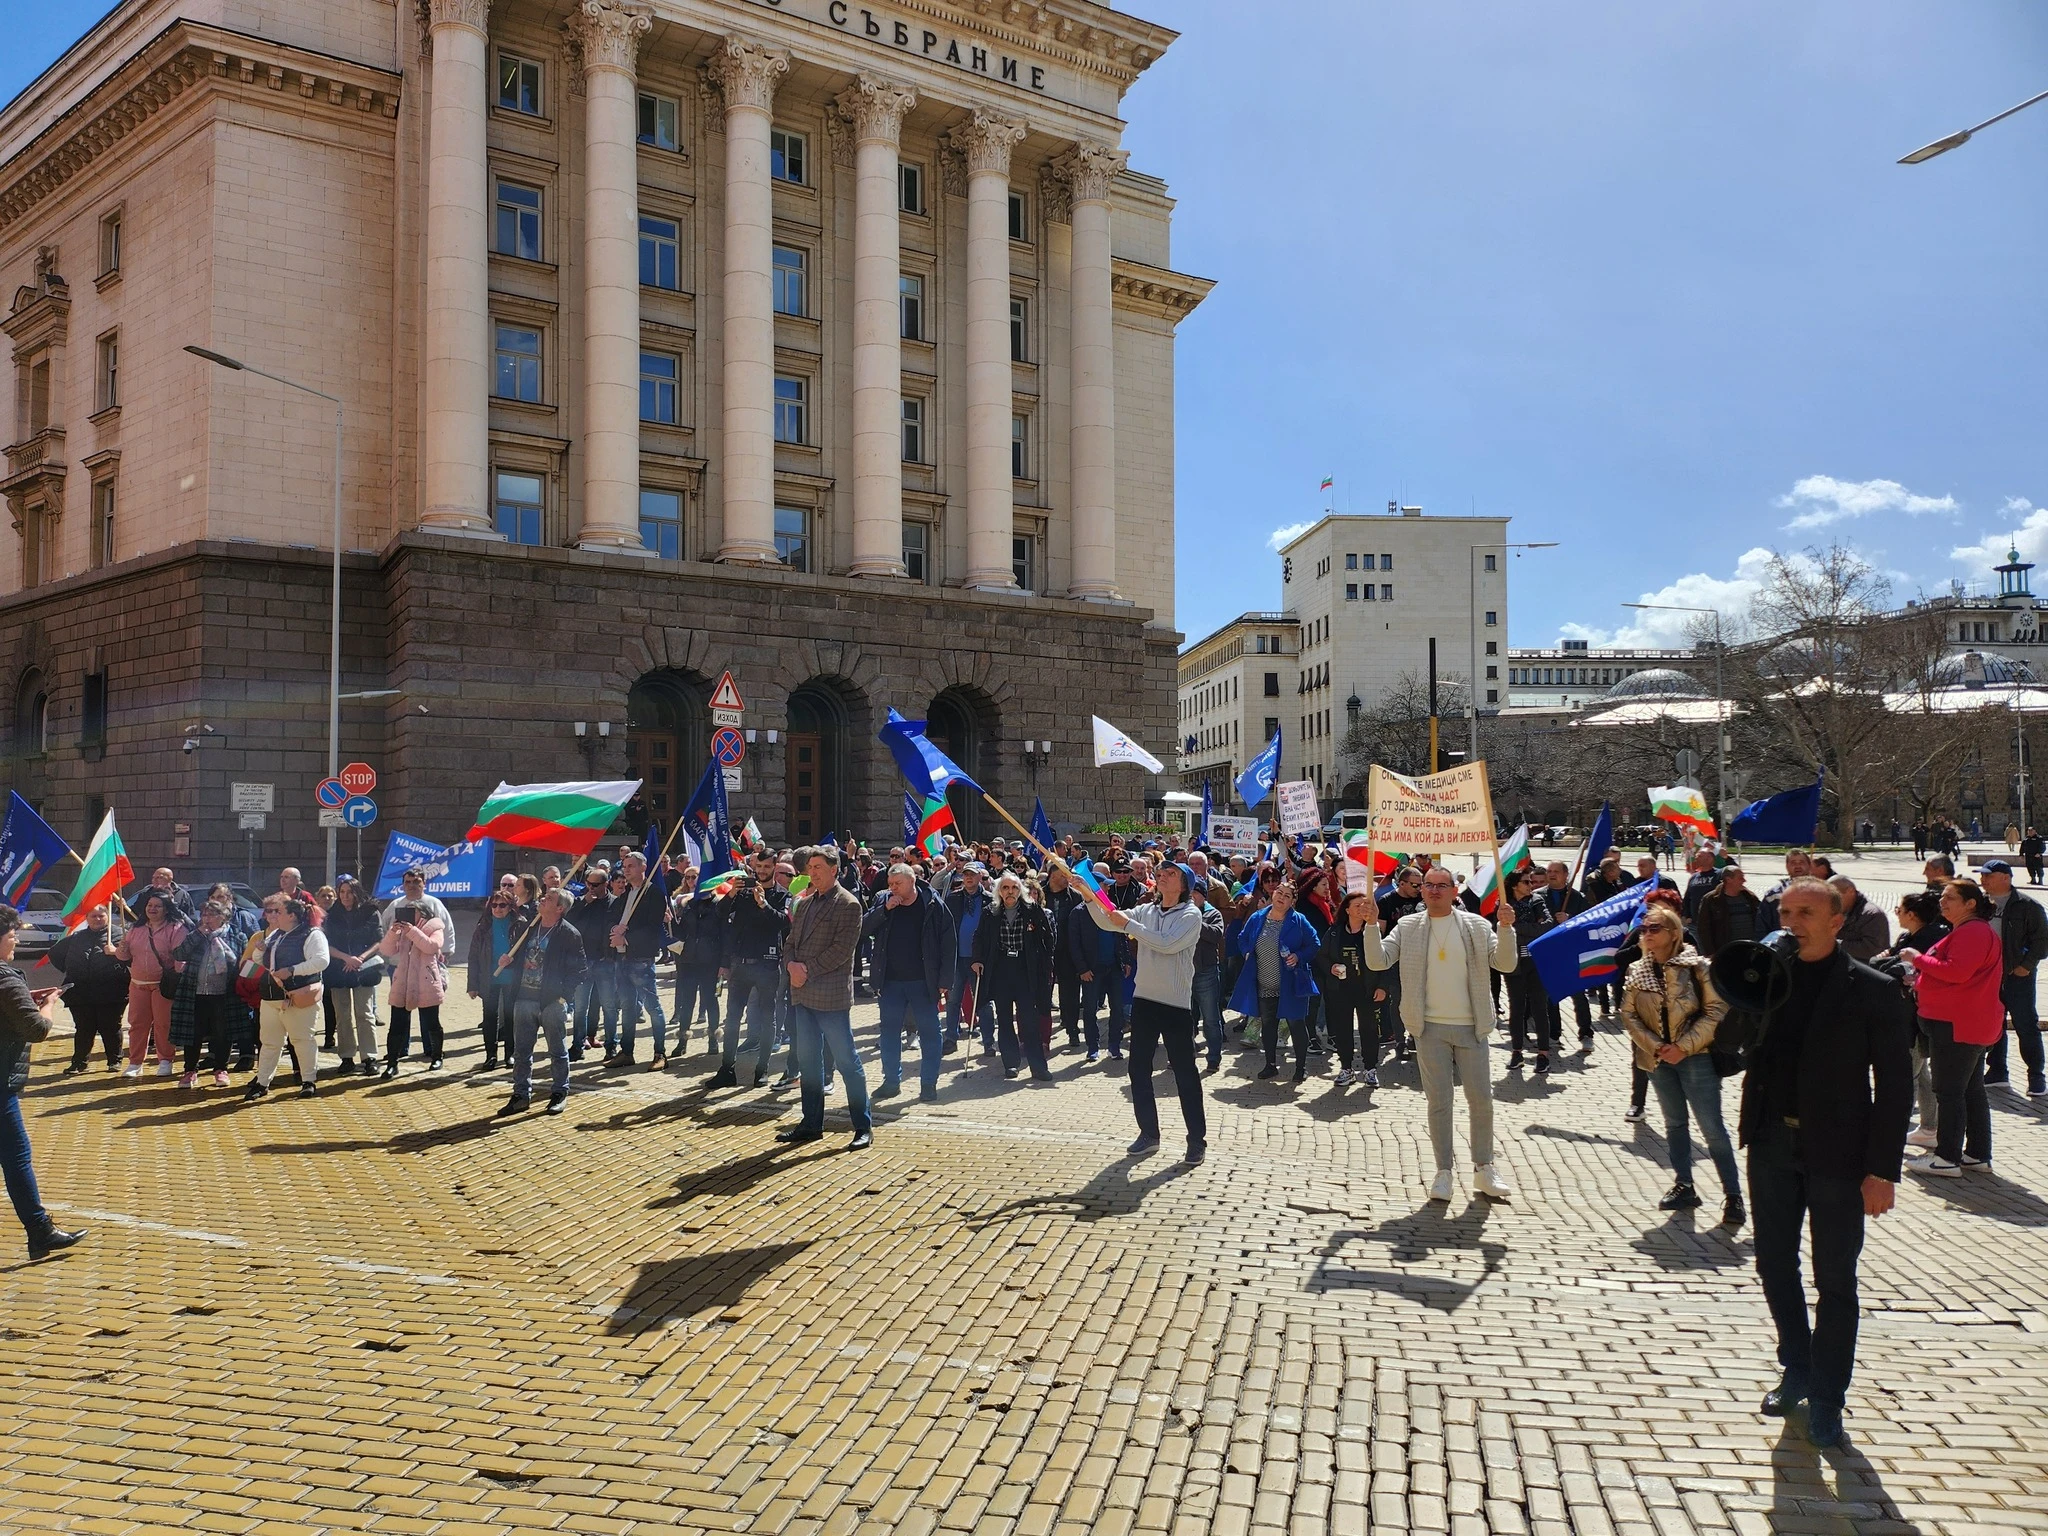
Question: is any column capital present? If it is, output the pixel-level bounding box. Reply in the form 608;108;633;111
1057;141;1127;204
564;0;651;78
705;36;789;115
947;110;1028;179
422;0;490;37
835;75;918;148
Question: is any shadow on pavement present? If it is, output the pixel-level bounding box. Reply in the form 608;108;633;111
647;1142;834;1210
1629;1205;1749;1270
965;1153;1193;1227
605;1242;813;1334
1311;1200;1507;1311
1908;1166;2048;1227
1525;1123;1667;1164
1768;1421;1923;1534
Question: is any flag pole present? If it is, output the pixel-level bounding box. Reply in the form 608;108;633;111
979;791;1055;865
495;852;590;972
1477;760;1507;912
621;812;695;929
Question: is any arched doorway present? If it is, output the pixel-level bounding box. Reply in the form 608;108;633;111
624;671;708;839
786;682;851;845
926;687;991;841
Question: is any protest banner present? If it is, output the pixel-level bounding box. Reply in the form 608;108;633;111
1276;779;1321;836
1206;814;1260;860
373;833;495;900
1365;762;1499;854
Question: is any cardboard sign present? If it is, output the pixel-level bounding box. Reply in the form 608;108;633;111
1206;814;1260;859
1366;761;1498;854
1276;779;1321;836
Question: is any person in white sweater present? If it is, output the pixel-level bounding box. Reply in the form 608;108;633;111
1361;865;1519;1201
1087;862;1208;1164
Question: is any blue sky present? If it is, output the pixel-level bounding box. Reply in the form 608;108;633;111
7;2;2044;649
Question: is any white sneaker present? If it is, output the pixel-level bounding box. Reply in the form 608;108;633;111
121;1065;142;1079
155;1061;176;1077
1428;1169;1454;1202
1334;1068;1354;1086
1906;1128;1939;1149
1961;1155;1993;1174
1917;1157;1962;1178
1474;1163;1515;1200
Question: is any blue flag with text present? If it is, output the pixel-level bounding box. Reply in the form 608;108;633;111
1236;730;1282;810
1526;876;1652;1002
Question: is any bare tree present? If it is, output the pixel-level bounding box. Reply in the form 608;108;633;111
1335;670;1469;788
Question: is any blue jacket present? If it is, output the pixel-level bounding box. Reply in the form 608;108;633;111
1229;906;1322;1020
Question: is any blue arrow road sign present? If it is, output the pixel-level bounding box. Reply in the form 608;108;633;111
342;795;379;829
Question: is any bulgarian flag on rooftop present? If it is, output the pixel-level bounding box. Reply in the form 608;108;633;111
1648;784;1716;838
1466;824;1531;917
61;810;133;930
466;780;640;857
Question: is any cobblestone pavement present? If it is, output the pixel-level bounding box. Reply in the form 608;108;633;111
4;849;2046;1535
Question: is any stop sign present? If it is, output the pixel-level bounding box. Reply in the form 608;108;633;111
340;761;378;795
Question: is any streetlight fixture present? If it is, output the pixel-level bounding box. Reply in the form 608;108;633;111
1898;86;2048;164
1623;601;1727;819
1469;541;1559;764
187;344;345;886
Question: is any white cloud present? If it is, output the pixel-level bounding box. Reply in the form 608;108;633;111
1949;497;2048;576
1777;474;1958;531
1560;547;1781;647
1267;521;1314;551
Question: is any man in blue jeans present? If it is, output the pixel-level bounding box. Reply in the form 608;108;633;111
497;888;587;1117
776;847;873;1150
1979;861;2048;1096
609;851;671;1070
943;863;994;1052
1189;876;1227;1072
861;863;956;1102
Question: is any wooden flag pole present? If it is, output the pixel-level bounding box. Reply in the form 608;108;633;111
494;852;589;973
1477;759;1508;913
978;791;1056;867
620;812;699;930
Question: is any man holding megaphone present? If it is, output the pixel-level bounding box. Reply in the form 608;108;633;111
1729;875;1913;1450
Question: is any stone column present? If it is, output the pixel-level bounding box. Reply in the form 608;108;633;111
839;76;917;578
952;110;1028;590
709;37;789;563
569;1;654;553
1065;142;1126;600
421;0;496;536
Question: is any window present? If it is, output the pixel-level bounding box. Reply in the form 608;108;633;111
497;52;542;115
637;92;679;150
494;324;542;401
1484;553;1497;571
774;505;809;570
98;210;121;278
772;245;807;316
1012;533;1035;592
638;488;682;559
900;273;924;340
770;128;806;184
901;396;924;463
15;674;47;758
1264;673;1280;697
494;470;545;545
1264;716;1280;742
773;375;806;443
1007;190;1027;241
1254;636;1267;654
1380;584;1393;601
1361;553;1374;570
80;669;107;756
1011;414;1028;479
91;479;115;568
1361;584;1375;601
1484;610;1498;627
1486;665;1499;681
1487;689;1499;704
1009;296;1028;362
902;522;930;583
494;179;542;260
1486;641;1498;656
640;351;678;424
1345;583;1358;601
27;358;51;434
899;162;924;213
1345;553;1357;570
1380;553;1393;569
95;330;118;413
638;215;680;290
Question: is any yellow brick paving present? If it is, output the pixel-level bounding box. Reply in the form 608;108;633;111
4;941;2047;1533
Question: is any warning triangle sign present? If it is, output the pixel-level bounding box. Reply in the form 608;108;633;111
708;671;746;711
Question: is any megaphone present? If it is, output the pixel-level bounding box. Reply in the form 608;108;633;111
1710;932;1796;1015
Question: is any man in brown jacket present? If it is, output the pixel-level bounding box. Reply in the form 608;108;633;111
775;846;874;1150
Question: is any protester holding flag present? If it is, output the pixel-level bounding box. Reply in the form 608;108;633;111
48;906;129;1073
1229;881;1322;1084
496;887;588;1118
1620;902;1743;1224
116;893;188;1078
0;904;85;1262
1085;862;1208;1163
610;851;672;1071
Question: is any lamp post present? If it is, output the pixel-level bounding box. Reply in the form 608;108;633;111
186;344;344;886
1469;541;1558;764
1623;601;1726;818
1898;86;2048;164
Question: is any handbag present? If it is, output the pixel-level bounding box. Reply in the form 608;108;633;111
147;927;177;999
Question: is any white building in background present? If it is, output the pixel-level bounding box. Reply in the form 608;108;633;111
1176;610;1296;803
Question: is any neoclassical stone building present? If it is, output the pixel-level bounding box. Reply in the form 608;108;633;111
0;0;1209;870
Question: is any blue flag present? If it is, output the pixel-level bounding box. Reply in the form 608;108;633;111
1527;877;1652;1002
879;707;983;801
680;759;735;882
1582;801;1614;880
903;792;919;847
373;833;495;900
1198;780;1213;849
1028;798;1053;868
642;822;668;907
1729;775;1823;845
1236;729;1282;809
0;792;71;907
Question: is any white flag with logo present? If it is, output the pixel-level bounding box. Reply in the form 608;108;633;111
1091;715;1163;774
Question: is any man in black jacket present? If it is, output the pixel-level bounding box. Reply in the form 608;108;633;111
49;905;129;1072
1979;859;2048;1096
669;871;728;1059
714;875;789;1088
1044;865;1087;1051
1694;865;1762;959
861;864;956;1102
573;873;618;1058
1540;862;1594;1050
608;852;671;1070
1738;876;1912;1449
943;864;995;1054
498;889;588;1116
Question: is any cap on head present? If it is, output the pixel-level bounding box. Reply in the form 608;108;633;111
1982;858;2014;875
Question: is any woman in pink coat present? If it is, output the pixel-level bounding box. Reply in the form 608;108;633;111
378;899;448;1078
117;894;188;1077
1906;878;2005;1176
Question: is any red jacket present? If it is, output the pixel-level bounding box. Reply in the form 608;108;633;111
1912;917;2005;1045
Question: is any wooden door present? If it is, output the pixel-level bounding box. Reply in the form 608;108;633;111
624;730;679;838
787;732;822;843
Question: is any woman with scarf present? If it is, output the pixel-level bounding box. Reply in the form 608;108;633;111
971;871;1055;1081
169;900;253;1088
1318;888;1381;1089
1230;880;1322;1083
467;890;519;1070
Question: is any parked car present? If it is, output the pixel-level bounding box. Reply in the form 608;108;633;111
180;883;261;917
14;886;70;963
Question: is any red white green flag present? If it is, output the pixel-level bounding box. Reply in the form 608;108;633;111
915;794;954;857
1648;785;1715;837
466;781;640;857
1467;825;1532;917
61;810;133;930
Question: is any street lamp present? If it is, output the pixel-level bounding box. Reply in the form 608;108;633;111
187;344;345;886
1898;86;2048;164
1623;601;1727;820
1469;541;1559;763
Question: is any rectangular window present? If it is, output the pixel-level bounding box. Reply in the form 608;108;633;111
27;359;49;435
1484;610;1498;626
98;210;121;277
497;53;542;115
1361;584;1375;601
638;488;682;559
494;324;542;401
1486;665;1499;680
494;470;545;545
1264;673;1280;697
773;375;806;443
1009;296;1028;362
1484;553;1497;571
1487;689;1499;704
91;479;115;568
81;669;108;755
774;505;809;570
1345;553;1357;570
900;273;924;340
899;162;924;213
1011;414;1031;479
1380;553;1393;569
1486;641;1498;655
637;92;679;150
770;128;806;184
773;245;807;316
1361;553;1375;570
1012;534;1035;592
95;331;118;413
1007;190;1027;241
902;522;930;583
1381;584;1393;600
494;179;542;260
639;215;679;290
1345;583;1358;601
639;351;678;424
901;396;924;463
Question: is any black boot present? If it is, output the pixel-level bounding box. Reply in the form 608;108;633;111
28;1226;86;1262
707;1063;738;1089
1658;1182;1701;1210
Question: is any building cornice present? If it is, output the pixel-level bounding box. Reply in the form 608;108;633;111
0;21;403;232
836;0;1176;90
1110;256;1213;324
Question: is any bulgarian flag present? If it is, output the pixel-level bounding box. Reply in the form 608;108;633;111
61;810;133;930
466;780;640;857
1340;830;1405;879
914;794;953;858
739;817;764;855
1467;825;1531;917
1319;475;1334;492
1649;785;1715;837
